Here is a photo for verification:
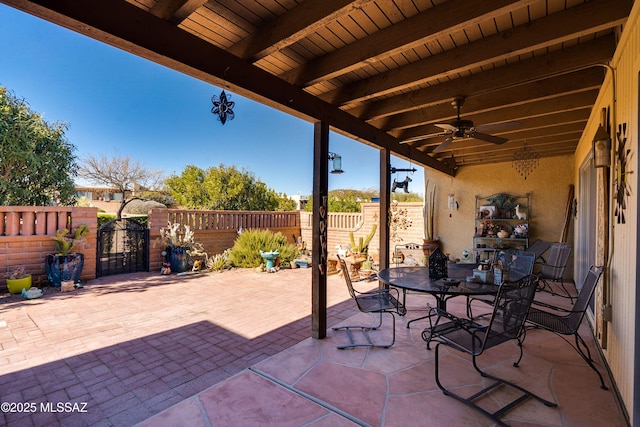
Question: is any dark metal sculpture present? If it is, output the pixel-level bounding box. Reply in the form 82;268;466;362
428;247;448;279
615;123;631;224
211;90;235;124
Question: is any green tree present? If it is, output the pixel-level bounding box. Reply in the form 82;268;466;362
276;193;297;211
390;192;423;202
305;188;423;212
0;87;78;205
165;164;282;210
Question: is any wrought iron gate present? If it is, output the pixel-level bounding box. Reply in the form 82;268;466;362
97;218;149;277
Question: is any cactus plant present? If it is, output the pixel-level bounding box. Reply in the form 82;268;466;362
349;224;377;255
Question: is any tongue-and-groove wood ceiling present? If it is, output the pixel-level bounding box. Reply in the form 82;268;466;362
2;0;633;175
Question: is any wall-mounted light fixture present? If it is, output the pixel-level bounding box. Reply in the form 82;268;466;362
328;152;344;174
593;108;611;168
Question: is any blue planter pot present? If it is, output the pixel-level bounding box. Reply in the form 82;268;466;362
45;254;85;287
166;246;191;273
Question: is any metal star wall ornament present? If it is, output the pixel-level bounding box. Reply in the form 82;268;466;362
614;123;633;224
211;90;235;124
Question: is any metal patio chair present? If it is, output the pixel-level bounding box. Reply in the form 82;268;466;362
466;250;536;319
393;242;423;267
393;242;425;307
525;265;608;389
332;255;406;349
526;239;553;265
538;243;574;300
429;274;556;426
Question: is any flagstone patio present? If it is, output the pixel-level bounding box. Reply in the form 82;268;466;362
0;268;628;426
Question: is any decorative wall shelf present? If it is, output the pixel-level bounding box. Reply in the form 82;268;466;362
473;193;530;263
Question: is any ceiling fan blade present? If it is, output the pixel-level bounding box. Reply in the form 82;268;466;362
469;131;508;145
400;132;449;144
432;137;453;153
435;123;457;131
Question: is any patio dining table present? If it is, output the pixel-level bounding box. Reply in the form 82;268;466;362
377;264;499;328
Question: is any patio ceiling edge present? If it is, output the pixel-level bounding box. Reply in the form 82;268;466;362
1;0;453;176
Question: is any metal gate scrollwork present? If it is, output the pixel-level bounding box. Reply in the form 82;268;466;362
97;218;149;277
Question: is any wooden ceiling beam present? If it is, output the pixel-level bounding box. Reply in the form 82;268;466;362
494;110;592;134
322;0;631;106
281;0;538;86
420;123;587;154
375;68;604;131
227;0;375;61
406;109;592;151
437;138;580;165
395;90;598;143
149;0;206;25
2;0;451;175
456;147;577;167
431;133;584;159
348;36;616;121
487;122;587;141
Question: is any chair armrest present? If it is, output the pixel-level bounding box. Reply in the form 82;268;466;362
429;307;487;332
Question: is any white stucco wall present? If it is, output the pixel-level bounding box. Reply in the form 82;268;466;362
572;2;639;420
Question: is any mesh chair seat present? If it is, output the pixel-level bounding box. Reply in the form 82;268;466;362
355;291;404;313
526;308;576;334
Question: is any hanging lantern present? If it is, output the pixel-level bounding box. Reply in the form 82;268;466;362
593;126;611;168
429;247;448;279
592;109;611;168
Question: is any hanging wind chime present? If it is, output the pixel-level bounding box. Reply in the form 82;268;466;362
512;141;539;180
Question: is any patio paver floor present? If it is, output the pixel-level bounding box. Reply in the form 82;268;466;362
0;268;628;426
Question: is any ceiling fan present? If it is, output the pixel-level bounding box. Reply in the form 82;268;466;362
421;96;511;153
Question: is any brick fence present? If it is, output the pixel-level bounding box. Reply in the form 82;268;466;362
2;204;423;287
0;206;98;287
300;202;427;260
147;209;301;272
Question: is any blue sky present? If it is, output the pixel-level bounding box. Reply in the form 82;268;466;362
0;4;424;196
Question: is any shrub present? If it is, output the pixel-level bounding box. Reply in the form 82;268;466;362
228;229;299;268
207;249;231;271
123;199;166;215
97;213;117;228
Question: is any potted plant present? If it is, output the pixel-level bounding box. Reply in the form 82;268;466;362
358;258;374;280
349;224;377;260
158;222;204;273
46;224;90;287
422;179;439;256
5;266;32;294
